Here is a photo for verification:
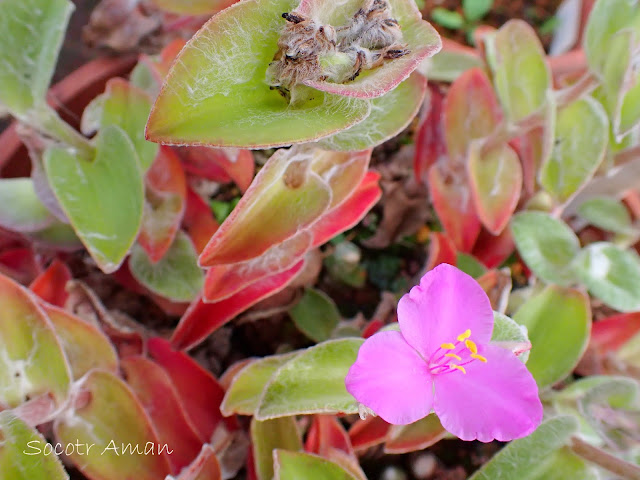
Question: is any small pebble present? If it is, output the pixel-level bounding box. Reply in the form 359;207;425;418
380;465;408;480
412;453;438;479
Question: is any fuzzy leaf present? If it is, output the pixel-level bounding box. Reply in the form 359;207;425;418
289;288;341;342
574;242;640;312
0;0;73;113
0;178;55;232
511;211;580;286
252;418;302;480
256;338;364;420
577;197;634;234
539;96;608;202
274;450;358;480
514;286;591;388
44;125;144;273
491;311;531;363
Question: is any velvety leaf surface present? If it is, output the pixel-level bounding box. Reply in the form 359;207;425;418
0;411;68;480
138;146;187;262
514;286;591;388
574;242;640;312
146;0;371;148
0;179;55;232
221;353;298;416
468;141;522;234
252;417;302;480
256;338;364;419
300;0;441;98
289;288;341;342
44;125;144;273
489;20;551;123
274;450;358;480
54;370;171;480
511;211;580;286
0;0;73;113
130;231;204;302
539;96;608;202
468;416;579;480
0;273;71;407
44;304;118;380
491;311;531;363
577;197;634;234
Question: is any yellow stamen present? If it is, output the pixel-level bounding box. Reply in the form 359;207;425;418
471;353;487;363
444;353;461;360
440;342;455;350
465;339;478;354
457;329;471;341
451;364;466;374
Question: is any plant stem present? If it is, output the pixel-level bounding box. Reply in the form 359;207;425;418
570;436;640;480
29;106;94;160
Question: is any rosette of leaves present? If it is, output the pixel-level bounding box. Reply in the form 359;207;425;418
146;0;441;150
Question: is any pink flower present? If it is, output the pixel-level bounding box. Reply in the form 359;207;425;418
345;264;543;442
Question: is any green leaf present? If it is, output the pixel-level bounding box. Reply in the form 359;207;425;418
489;20;551;123
0;0;73;114
511;211;580;286
44;125;144;273
317;74;426;151
513;286;591;389
146;0;371;148
256;338;364;420
468;416;581;480
252;418;302;480
129;231;203;302
574;242;640;312
385;414;448;454
463;0;493;22
577;196;634;234
456;253;487;278
491;311;531;363
431;8;465;29
0;178;55;232
422;48;485;83
0;273;71;407
221;352;298;416
539;96;608;203
0;411;69;480
274;450;358;480
289;288;341;343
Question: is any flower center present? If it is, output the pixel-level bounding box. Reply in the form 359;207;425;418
427;329;487;375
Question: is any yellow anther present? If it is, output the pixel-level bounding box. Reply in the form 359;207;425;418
440;343;455;350
451;364;466;374
444;353;461;361
457;329;471;341
465;339;478;354
471;353;487;363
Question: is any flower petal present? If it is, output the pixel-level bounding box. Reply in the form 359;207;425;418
433;344;543;442
397;263;494;358
345;331;433;425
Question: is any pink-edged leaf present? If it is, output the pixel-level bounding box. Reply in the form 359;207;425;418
300;0;441;98
147;338;227;442
183;188;220;255
444;68;502;162
150;0;237;15
172;260;305;350
310;171;381;248
472;227;515;269
0;273;71;408
348;416;391;452
122;355;203;474
138;146;187;262
200;147;369;266
29;259;72;307
468;141;522;235
174;445;222;480
252;417;302;480
425;231;457;271
43;304;118;380
590;313;640;354
414;85;445;184
428;164;480;252
179;147;255;193
384;414;447;454
204;232;312;302
54;370;172;480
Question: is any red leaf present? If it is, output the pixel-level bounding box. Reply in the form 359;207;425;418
305;415;354;458
122;356;203;473
171;260;305;350
0;247;41;285
591;313;640;353
175;445;222;480
472;227;515;269
179;146;255;193
147;337;227;442
414;85;445;184
348;416;391;452
183;188;219;255
425;232;457;271
29;259;72;307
